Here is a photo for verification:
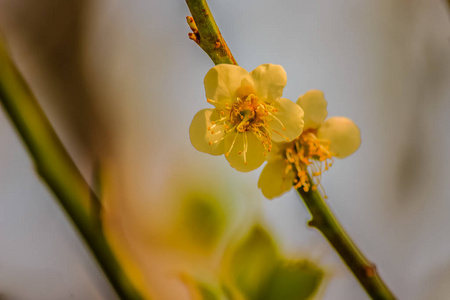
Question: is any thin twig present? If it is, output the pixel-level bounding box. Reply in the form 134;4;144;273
185;0;236;65
0;35;144;300
297;184;396;300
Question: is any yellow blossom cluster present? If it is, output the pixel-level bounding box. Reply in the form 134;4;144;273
190;64;304;172
259;90;361;199
190;65;361;198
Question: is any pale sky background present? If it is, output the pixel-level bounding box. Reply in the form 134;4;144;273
1;0;450;299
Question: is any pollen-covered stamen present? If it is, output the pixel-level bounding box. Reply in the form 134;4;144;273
236;110;254;132
208;132;228;145
267;111;286;131
273;129;290;141
225;124;237;134
284;129;333;195
225;132;239;157
208;116;228;130
208;123;235;145
207;99;231;110
225;93;277;155
243;131;248;165
207;110;235;147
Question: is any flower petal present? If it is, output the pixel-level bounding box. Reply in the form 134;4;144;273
241;64;287;103
225;131;267;172
296;90;328;130
269;98;304;143
258;160;295;199
189;109;228;155
317;116;361;158
204;64;248;105
266;141;288;162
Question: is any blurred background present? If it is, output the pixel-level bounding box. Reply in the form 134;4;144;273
1;0;450;299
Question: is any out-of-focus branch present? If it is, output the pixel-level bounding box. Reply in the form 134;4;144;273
0;34;144;300
1;0;112;159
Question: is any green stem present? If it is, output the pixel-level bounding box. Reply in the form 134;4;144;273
185;0;236;65
0;35;144;300
186;1;395;297
297;185;396;300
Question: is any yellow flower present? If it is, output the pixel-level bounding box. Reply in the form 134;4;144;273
258;90;361;199
190;64;304;172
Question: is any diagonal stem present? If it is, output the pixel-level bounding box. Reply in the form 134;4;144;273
185;0;236;65
187;1;396;298
0;35;144;300
297;185;396;300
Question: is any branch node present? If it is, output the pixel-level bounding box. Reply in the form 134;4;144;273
364;264;377;278
186;16;200;45
188;32;200;44
186;16;198;33
185;0;236;65
307;219;317;228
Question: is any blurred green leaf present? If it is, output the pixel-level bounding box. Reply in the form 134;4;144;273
182;275;224;300
194;282;222;300
224;226;325;300
258;259;324;300
177;192;227;250
227;225;279;299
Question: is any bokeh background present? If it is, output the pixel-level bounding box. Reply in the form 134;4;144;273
1;0;450;299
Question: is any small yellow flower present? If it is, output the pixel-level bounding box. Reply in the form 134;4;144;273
190;64;304;172
258;90;361;199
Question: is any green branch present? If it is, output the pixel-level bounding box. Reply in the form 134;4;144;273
185;0;236;65
185;1;396;298
0;35;144;300
297;185;396;300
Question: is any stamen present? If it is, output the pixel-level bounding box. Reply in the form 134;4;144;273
208;128;235;146
243;132;248;165
267;111;286;131
284;164;292;175
208;92;279;162
273;129;290;142
210;116;228;128
285;129;334;195
207;99;231;109
225;124;237;133
225;132;239;157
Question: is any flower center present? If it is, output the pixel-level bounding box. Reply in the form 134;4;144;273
206;93;277;157
226;94;273;155
230;94;263;130
205;89;287;165
284;129;333;195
